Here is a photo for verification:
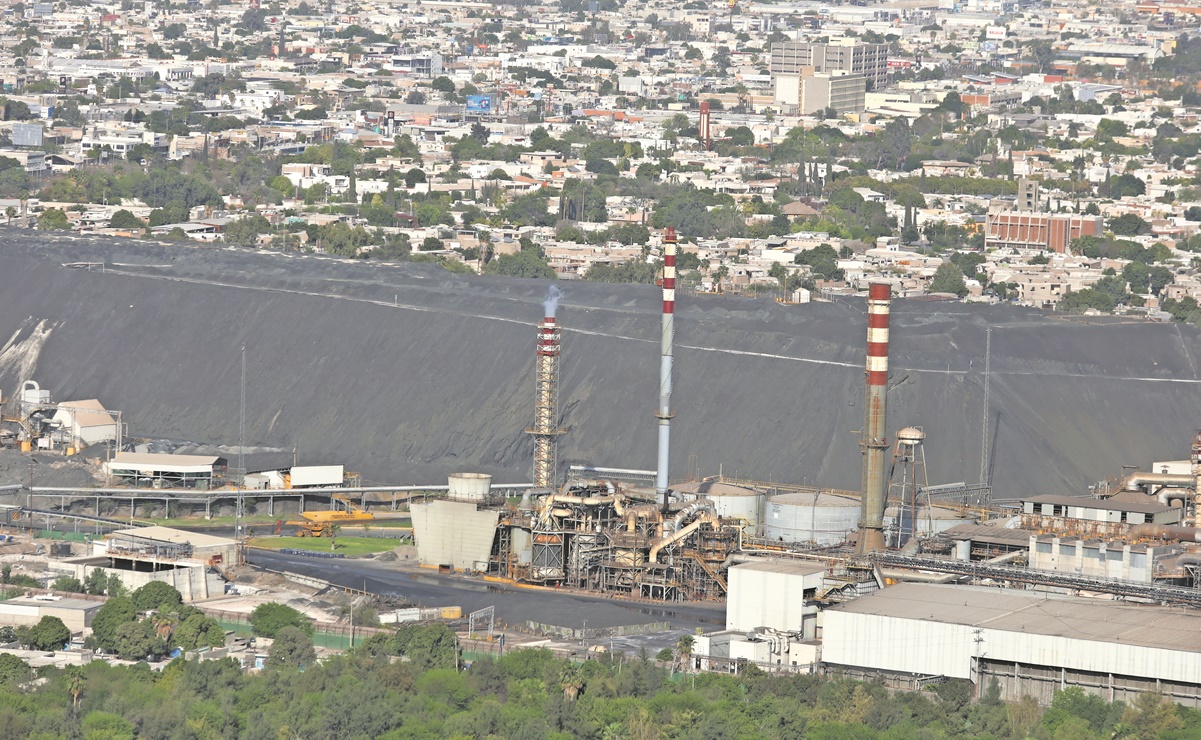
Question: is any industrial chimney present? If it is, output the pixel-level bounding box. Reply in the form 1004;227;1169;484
858;283;891;554
526;290;566;489
1192;431;1201;528
699;100;711;152
656;228;678;512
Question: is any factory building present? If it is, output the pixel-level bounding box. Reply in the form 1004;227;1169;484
1019;494;1180;539
823;583;1201;706
105;452;226;489
50;399;118;450
0;596;102;633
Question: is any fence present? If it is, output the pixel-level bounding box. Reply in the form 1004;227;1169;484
203;608;390;651
277;548;345;559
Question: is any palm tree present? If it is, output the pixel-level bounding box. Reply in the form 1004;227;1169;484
67;667;83;709
676;635;695;674
5;206;14;225
151;613;176;642
560;665;584;701
329;523;341;551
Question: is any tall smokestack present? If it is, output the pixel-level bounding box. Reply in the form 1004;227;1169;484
527;287;565;488
656;228;678;512
858;283;891;554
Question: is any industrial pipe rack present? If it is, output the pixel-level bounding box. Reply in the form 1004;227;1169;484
873;553;1201;608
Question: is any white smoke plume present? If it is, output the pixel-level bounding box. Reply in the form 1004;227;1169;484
543;285;563;318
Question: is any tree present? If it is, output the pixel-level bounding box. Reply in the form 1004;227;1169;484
929;261;968;297
267;626;315;669
109;210;145;230
51;576;85;593
37;208;71;231
0;653;31;685
81;711;135;740
250;602;314;638
173;612;226;651
1109;213;1151;236
113;619;161;661
4;206;15;225
404;168;427;188
484;249;556;279
26;616;71;651
430;76;455;95
92;597;137;652
106;574;127;598
131;582;183;613
223;215;273;247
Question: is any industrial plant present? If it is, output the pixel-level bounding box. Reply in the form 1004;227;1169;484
7;236;1201;708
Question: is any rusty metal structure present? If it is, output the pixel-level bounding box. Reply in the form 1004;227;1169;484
489;479;740;601
525;297;566;489
858;283;891;554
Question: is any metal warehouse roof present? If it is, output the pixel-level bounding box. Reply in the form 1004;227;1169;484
833;583;1201;653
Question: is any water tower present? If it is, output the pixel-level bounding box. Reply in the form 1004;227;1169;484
888;426;928;547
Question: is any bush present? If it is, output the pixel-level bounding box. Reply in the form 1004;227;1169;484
92;596;137;652
267;626;315;669
250;602;314;638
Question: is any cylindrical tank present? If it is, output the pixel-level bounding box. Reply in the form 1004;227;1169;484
764;492;860;545
675;480;762;527
448;472;492;501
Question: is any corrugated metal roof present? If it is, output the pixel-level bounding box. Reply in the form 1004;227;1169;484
111;526;234;548
111;452;220;466
833;583;1201;652
941;523;1033;544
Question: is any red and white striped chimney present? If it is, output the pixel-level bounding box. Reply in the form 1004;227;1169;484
527;300;565;489
858;283;891;553
656;228;677;511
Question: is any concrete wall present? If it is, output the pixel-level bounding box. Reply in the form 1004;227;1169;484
726;563;823;635
67;561;225;601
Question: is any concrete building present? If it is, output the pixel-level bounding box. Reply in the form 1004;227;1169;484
823;583;1201;706
770;41;889;88
774;72;867;116
0;596;103;633
984;212;1104;252
1017;178;1040;212
726;560;825;636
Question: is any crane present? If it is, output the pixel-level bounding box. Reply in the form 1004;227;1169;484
285;494;374;537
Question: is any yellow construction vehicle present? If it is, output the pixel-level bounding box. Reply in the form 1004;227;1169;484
285;494;374;537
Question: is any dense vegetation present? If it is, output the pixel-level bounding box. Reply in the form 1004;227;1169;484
0;611;1196;740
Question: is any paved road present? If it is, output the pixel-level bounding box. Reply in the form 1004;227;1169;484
247;549;725;634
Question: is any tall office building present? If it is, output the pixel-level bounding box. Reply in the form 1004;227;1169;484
770;40;889;88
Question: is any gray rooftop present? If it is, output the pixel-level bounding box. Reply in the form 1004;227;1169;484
833;583;1201;653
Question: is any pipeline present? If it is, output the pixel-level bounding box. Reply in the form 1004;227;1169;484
1124;473;1194;493
1160;491;1191;507
1129;524;1201;542
880;568;956;584
667;500;714;533
650;511;718;563
1176;553;1201;569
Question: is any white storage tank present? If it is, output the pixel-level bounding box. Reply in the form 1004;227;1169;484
448;472;492;501
764;492;860;545
675;480;762;527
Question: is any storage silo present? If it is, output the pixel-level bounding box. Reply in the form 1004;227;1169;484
448;472;492;501
764;492;860;545
885;504;973;539
675;480;762;527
